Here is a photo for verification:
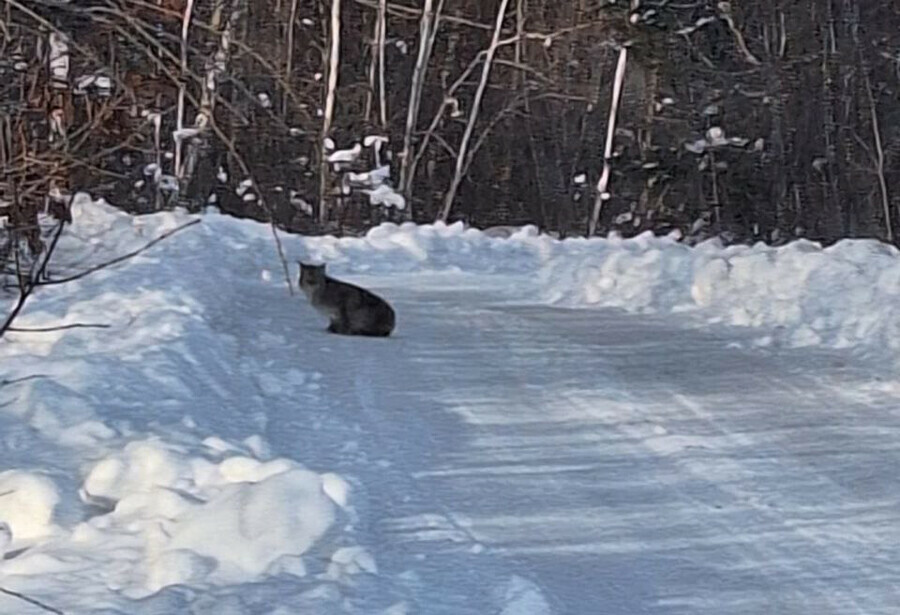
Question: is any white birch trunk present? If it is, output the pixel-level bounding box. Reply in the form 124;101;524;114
174;0;196;181
319;0;342;224
399;0;443;208
588;47;628;237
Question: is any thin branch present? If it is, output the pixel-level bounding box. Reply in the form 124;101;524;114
0;221;65;339
0;587;65;615
376;0;388;129
861;59;893;242
207;120;294;295
351;0;605;42
39;219;201;287
717;3;761;66
462;90;536;178
284;0;300;117
7;323;111;332
438;0;511;222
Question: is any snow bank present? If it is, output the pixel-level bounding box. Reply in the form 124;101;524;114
539;231;900;354
2;437;350;601
296;221;555;276
0;198;376;613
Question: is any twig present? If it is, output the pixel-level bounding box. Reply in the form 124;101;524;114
38;219;201;287
717;3;761;66
0;221;65;339
375;0;388;130
207;121;294;295
462;89;535;178
362;0;383;125
861;52;893;243
0;374;48;386
351;0;604;42
7;323;111;332
0;587;65;615
284;0;300;117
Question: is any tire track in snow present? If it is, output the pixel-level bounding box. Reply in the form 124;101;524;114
377;299;900;614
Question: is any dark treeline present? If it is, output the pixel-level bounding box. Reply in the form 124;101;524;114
1;0;899;248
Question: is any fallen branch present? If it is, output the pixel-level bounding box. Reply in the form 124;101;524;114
0;374;49;386
7;323;111;332
0;587;65;615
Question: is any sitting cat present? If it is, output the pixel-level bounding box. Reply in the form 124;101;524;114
298;262;396;337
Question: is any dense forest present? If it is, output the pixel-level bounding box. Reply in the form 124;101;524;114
1;0;899;247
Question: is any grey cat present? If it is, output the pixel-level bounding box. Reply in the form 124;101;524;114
298;262;396;337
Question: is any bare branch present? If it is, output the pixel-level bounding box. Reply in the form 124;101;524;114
38;220;201;287
7;323;111;332
438;0;511;222
0;587;65;615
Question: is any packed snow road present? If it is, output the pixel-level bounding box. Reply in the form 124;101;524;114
292;276;900;614
3;202;900;614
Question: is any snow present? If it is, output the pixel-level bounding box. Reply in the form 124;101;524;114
48;32;69;88
173;127;201;142
365;184;406;210
3;197;900;612
328;143;363;164
74;74;112;96
538;231;900;357
0;471;60;543
364;135;389;148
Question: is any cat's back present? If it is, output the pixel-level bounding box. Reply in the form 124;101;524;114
327;276;395;335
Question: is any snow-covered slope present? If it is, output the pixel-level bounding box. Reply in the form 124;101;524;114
1;199;376;612
2;197;900;613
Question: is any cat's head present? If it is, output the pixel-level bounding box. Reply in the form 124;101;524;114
298;261;327;287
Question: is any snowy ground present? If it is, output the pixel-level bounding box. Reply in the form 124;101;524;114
2;199;900;613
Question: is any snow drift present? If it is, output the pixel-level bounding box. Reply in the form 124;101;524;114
4;440;342;598
537;231;900;354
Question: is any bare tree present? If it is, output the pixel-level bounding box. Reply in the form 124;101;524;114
437;0;511;223
319;0;343;224
589;46;628;237
399;0;444;210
